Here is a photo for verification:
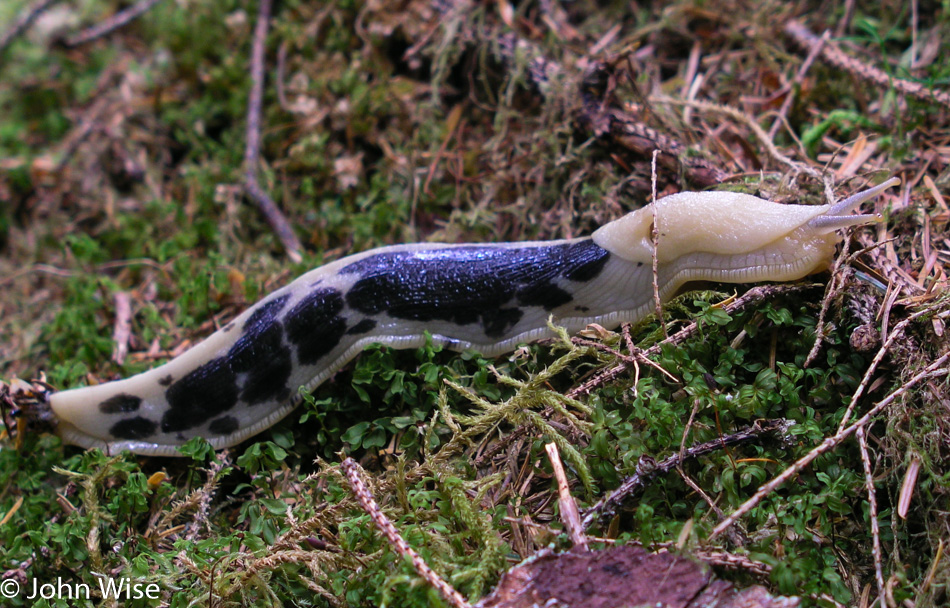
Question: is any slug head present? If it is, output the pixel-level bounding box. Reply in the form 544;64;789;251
592;178;899;281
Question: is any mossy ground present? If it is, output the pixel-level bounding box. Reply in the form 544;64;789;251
1;0;949;606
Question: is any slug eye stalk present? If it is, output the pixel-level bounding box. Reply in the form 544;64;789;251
807;177;900;232
590;177;901;267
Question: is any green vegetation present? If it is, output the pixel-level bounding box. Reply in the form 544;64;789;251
1;0;949;606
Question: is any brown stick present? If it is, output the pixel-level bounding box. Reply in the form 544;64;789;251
545;442;588;550
581;418;791;529
0;0;61;54
768;29;829;139
784;20;950;110
244;0;304;263
111;291;133;365
494;34;727;188
710;351;950;539
857;427;886;608
64;0;165;47
341;458;473;608
835;302;943;432
567;283;819;400
649;150;668;338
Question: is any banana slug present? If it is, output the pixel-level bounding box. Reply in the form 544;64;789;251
49;178;899;456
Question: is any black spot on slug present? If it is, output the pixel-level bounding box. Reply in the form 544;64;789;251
243;295;290;332
284;288;348;365
341;240;610;338
158;375;174;387
346;318;377;335
162;357;239;433
110;416;157;440
515;282;572;309
208;415;240;435
99;394;142;414
481;307;524;338
230;298;293;405
562;241;612;281
239;362;292;406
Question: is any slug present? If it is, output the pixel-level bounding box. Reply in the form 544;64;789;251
49;178;899;456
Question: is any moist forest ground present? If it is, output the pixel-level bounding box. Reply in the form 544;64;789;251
1;0;949;606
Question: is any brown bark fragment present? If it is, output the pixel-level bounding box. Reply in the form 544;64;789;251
476;545;798;608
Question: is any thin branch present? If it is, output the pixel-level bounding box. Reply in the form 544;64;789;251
710;351;950;540
0;0;61;54
836;302;943;433
567;283;819;399
545;442;588;550
651;95;819;177
341;458;473;608
570;337;678;384
495;34;727;187
111;291;132;365
768;29;829;139
785;20;950;110
581;418;791;529
65;0;165;47
650;150;667;338
245;0;304;263
857;427;886;608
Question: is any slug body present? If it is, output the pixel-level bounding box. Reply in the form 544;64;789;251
50;179;899;456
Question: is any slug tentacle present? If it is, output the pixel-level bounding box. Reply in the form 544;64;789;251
48;178;900;456
825;176;901;217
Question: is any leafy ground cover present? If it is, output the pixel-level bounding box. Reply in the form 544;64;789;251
1;0;949;606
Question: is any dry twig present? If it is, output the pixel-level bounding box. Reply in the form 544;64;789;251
570;337;678;384
567;283;819;399
768;29;829;139
244;0;304;263
856;427;886;608
581;419;790;529
784;20;950;110
544;442;588;550
65;0;165;47
710;351;950;540
341;458;473;608
0;0;61;54
111;291;132;365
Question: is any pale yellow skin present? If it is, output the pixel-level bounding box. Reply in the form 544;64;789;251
593;179;899;281
49;178;899;456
